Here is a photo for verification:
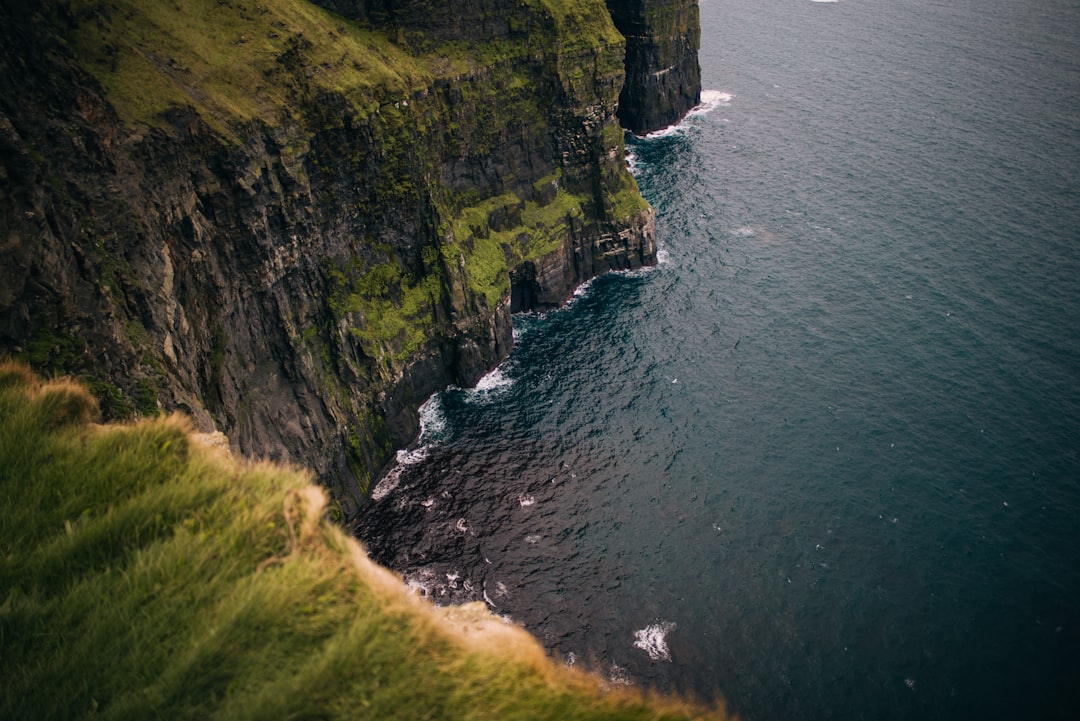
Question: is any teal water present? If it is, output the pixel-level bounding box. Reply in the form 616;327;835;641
356;1;1080;718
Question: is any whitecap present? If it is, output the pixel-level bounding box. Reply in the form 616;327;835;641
640;90;734;137
472;365;513;393
417;393;447;442
454;518;469;534
687;90;734;117
370;446;429;500
656;247;671;265
633;621;677;662
403;568;439;598
571;277;596;300
641;123;684;140
518;493;536;507
524;534;542;544
617;263;661;280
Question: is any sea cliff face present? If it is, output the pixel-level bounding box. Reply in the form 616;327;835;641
605;0;702;133
0;0;695;512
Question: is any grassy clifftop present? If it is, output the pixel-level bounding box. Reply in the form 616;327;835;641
63;0;623;132
0;364;729;720
1;0;652;501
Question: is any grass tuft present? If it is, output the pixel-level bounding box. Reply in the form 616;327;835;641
0;365;732;721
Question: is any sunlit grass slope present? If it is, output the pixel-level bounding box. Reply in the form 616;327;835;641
0;363;730;721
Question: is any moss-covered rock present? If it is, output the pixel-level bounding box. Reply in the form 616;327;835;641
0;0;671;512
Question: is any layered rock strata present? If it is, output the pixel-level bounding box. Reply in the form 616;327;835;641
0;0;663;513
605;0;702;133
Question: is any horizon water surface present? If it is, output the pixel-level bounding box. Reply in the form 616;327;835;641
355;1;1080;719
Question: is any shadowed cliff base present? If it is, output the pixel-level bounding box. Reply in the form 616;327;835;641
0;363;734;720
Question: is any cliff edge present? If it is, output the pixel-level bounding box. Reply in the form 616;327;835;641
0;364;732;719
0;0;698;510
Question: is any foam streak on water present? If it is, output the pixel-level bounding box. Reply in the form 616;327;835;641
357;1;1080;719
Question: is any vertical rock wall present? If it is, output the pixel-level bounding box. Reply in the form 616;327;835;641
605;0;702;133
0;0;664;513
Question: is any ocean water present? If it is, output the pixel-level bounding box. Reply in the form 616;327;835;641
355;1;1080;719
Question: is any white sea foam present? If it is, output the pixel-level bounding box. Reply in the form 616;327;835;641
473;365;513;392
370;445;430;500
625;149;640;176
689;90;734;116
417;393;447;441
641;124;683;140
656;248;671;265
640;90;734;138
572;277;596;300
404;576;431;597
518;493;537;507
372;393;449;501
633;621;676;662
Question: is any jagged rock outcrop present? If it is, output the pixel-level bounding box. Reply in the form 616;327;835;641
605;0;701;133
0;0;668;513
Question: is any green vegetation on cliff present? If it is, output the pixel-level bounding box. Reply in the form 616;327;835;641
1;0;657;508
0;365;729;720
64;0;622;131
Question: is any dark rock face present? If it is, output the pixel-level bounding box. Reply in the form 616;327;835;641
605;0;702;133
0;0;670;514
312;0;530;43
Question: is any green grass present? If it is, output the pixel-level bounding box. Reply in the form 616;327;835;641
62;0;622;134
0;364;734;720
442;178;594;308
55;0;649;371
66;0;427;132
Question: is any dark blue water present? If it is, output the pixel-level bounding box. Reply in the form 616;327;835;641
356;1;1080;719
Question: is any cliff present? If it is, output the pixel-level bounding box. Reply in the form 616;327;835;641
0;364;732;719
605;0;702;133
0;0;696;512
